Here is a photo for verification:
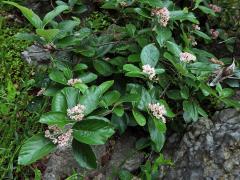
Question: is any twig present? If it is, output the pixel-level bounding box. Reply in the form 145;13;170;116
160;83;170;98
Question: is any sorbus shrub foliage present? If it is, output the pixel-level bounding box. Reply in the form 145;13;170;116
3;0;240;171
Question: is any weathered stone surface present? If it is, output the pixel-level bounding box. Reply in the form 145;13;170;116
103;133;145;178
21;45;51;64
43;131;145;179
161;109;240;180
43;145;106;180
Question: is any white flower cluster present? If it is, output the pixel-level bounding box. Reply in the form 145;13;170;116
192;24;200;31
142;64;156;80
189;36;197;46
67;104;86;121
151;7;170;27
148;103;167;123
210;29;219;39
209;4;222;13
45;125;73;148
179;52;196;63
67;78;82;86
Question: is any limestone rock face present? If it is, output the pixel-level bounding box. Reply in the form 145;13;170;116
43;131;145;179
21;45;51;65
161;109;240;180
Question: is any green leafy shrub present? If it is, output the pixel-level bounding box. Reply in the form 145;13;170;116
3;0;240;176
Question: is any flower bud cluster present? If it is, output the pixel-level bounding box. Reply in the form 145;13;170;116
67;104;86;121
142;64;156;80
67;78;82;86
189;36;197;46
180;52;196;63
44;125;73;148
151;7;170;27
210;29;219;39
209;4;222;13
192;24;200;31
148;103;167;123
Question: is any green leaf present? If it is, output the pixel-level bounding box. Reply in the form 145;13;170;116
72;139;97;169
78;87;99;115
134;8;151;19
119;170;133;180
141;44;160;67
79;81;114;115
58;18;80;32
46;87;59;96
180;86;189;99
113;106;124;117
111;114;128;134
166;41;182;57
125;72;145;78
73;119;115;145
155;27;172;47
96;80;114;95
18;134;56;165
74;83;88;93
183;100;198;122
43;5;69;27
216;83;223;94
137;88;152;111
220;88;234;98
193;30;211;40
101;90;121;107
128;54;140;63
198;5;216;16
15;32;42;42
36;29;60;42
52;91;67;112
155;68;165;74
166;90;182;100
6;79;17;101
61;87;79;109
93;60;113;76
39;112;70;127
123;64;141;72
148;118;165;152
78;72;97;84
63;67;73;80
135;138;151;150
193;0;203;9
139;0;164;7
117;94;140;104
126;24;136;37
159;99;175;118
197;105;208;118
77;47;95;57
74;63;88;71
132;109;146;126
170;11;199;23
3;1;42;28
153;118;166;133
49;69;67;85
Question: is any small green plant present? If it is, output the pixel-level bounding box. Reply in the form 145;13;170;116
0;18;45;178
3;0;240;174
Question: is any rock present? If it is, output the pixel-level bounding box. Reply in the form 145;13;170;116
43;131;145;179
103;133;145;177
43;145;106;180
161;109;240;180
21;45;51;65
